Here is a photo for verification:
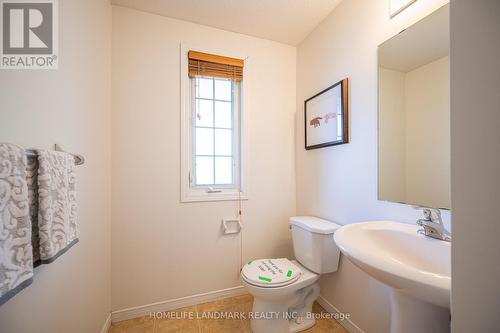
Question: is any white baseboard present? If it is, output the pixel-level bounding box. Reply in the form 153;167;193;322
100;313;111;333
317;295;364;333
111;286;247;323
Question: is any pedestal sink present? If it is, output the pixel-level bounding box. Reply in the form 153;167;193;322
334;221;450;333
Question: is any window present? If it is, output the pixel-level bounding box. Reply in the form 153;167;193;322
181;48;247;202
191;77;239;188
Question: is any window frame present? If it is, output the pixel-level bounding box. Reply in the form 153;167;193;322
180;44;249;203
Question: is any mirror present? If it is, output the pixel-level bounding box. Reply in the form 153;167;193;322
378;5;450;209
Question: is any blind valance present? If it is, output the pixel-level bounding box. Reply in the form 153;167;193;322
188;50;244;81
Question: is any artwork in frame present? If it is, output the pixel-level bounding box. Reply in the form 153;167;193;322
390;0;417;18
304;78;349;150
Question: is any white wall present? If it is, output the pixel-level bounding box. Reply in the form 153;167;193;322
379;57;450;208
296;0;449;331
450;0;500;331
405;56;450;208
111;6;296;311
379;67;406;202
0;0;112;332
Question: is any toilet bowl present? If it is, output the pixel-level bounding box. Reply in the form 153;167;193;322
241;259;320;333
240;216;341;333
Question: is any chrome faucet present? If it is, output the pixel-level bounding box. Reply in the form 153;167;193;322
416;207;451;242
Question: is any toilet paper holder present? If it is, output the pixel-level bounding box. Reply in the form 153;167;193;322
221;218;242;235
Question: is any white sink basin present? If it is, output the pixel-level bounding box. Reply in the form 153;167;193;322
334;221;451;333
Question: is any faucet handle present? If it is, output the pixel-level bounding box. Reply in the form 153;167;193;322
429;208;441;217
423;208;433;220
413;206;432;220
428;208;443;225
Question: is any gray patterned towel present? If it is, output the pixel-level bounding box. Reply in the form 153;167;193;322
26;155;40;265
0;143;34;306
31;150;78;264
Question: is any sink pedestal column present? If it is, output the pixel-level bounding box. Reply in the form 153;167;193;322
389;289;450;333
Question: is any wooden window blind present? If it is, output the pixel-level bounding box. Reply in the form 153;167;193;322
188;51;244;81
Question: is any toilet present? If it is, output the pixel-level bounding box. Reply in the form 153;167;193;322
240;216;341;333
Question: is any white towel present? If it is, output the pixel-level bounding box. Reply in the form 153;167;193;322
0;143;34;306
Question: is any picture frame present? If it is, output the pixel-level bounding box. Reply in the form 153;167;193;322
304;78;349;150
390;0;417;18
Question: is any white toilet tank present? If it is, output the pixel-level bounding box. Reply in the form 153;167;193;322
289;216;341;274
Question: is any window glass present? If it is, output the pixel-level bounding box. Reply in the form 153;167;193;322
197;78;213;99
196;99;214;127
214;79;232;101
214;129;232;156
214;101;232;128
215;157;233;184
195;157;214;185
195;128;214;155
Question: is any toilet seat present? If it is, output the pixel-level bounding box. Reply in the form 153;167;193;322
241;258;301;288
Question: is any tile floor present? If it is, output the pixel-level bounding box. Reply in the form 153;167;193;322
108;294;348;333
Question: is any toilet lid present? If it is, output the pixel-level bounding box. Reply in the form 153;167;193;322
241;258;301;287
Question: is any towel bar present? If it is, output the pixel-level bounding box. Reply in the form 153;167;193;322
24;144;85;166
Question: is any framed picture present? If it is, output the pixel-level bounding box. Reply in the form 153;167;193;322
305;78;349;150
390;0;417;18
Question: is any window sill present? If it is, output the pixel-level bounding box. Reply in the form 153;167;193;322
181;190;248;203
